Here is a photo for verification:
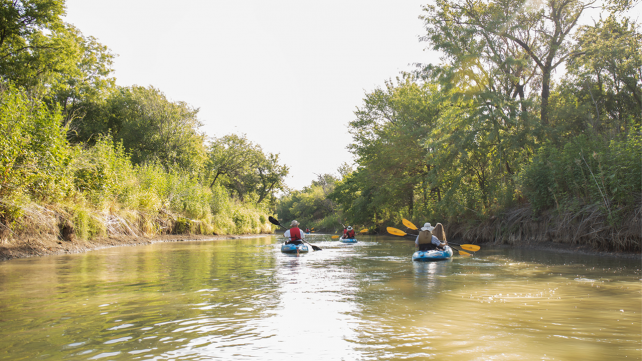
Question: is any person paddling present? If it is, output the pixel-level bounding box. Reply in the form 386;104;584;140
343;226;356;239
284;220;306;255
415;222;447;251
433;223;447;245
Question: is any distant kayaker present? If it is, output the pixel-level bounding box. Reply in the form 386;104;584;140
305;228;310;234
343;226;356;239
415;222;447;251
284;220;306;245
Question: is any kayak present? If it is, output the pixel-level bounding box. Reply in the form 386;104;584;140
281;243;309;253
340;238;357;244
412;246;453;261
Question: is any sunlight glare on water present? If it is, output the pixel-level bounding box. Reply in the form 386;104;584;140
0;236;639;360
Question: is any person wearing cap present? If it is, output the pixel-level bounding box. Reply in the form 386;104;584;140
343;226;356;239
415;222;447;251
284;220;306;245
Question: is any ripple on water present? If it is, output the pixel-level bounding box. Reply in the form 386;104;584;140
0;238;639;360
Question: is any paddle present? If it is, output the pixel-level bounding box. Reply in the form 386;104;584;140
331;235;340;239
386;227;480;253
401;219;481;252
386;227;472;256
402;218;418;230
359;229;368;234
268;216;322;251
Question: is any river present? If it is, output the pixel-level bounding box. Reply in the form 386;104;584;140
0;235;639;360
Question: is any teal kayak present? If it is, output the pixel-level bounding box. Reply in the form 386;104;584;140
281;243;309;253
340;238;357;244
412;246;453;261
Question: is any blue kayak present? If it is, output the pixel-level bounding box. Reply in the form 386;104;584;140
340;238;357;244
281;243;309;253
412;246;453;261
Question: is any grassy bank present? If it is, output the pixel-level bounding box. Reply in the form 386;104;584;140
446;204;641;253
0;85;275;253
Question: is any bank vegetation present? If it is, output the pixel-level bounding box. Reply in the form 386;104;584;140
277;0;641;252
0;1;288;258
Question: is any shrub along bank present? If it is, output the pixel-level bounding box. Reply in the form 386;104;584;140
0;85;275;260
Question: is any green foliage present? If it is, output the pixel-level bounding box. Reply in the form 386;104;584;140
0;84;72;222
0;2;280;241
73;86;206;173
0;0;66;86
520;130;642;217
73;136;134;206
320;1;641;237
205;134;289;206
277;174;340;231
554;16;642;139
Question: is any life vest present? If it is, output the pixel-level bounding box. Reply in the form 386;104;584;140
345;230;355;238
417;230;432;245
289;227;302;241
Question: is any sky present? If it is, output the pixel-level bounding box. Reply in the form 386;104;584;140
63;0;440;190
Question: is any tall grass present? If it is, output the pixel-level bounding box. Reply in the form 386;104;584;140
0;85;271;243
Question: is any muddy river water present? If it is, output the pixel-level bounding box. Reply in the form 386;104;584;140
0;235;639;360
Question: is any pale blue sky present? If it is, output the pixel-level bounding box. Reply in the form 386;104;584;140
64;0;439;190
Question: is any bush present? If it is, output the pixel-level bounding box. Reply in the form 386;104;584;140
0;84;72;224
519;130;641;215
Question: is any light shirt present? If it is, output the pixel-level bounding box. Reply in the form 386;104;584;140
283;228;306;240
415;234;441;246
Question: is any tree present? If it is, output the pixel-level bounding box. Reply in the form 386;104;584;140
565;16;641;134
74;85;206;173
205;134;288;205
0;0;65;63
421;0;595;126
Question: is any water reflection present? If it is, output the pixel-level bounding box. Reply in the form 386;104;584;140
0;237;639;360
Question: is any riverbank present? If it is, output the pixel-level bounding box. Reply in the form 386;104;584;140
0;233;276;261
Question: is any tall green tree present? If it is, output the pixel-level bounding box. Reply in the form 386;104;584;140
421;0;594;127
75;85;206;173
0;1;116;125
331;76;443;224
561;16;642;136
205;134;288;205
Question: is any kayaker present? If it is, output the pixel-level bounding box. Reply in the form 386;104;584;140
284;220;306;245
433;223;447;244
415;222;447;251
343;226;356;239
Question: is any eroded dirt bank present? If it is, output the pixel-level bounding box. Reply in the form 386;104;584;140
0;233;276;261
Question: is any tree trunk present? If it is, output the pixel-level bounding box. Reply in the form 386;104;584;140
540;68;551;126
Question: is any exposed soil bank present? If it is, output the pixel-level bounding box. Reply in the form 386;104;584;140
0;233;276;262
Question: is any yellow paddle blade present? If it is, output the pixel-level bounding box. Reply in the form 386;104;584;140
360;229;368;233
386;227;407;236
402;218;418;230
458;249;472;257
331;235;340;239
458;244;480;252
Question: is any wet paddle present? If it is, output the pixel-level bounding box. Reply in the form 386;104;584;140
268;216;322;251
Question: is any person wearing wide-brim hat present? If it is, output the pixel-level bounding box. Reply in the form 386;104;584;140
283;220;306;245
415;222;447;251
